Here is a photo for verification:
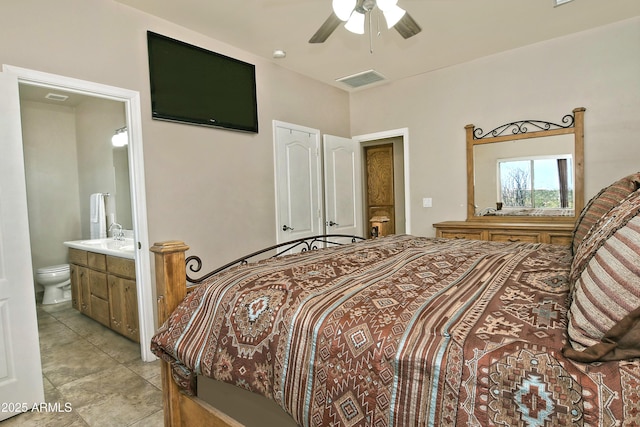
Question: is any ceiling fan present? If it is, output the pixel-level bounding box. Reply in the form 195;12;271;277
309;0;421;43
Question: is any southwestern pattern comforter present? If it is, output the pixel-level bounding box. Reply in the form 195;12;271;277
151;235;640;426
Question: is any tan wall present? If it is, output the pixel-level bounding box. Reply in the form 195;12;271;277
21;101;81;278
350;17;640;236
0;0;351;272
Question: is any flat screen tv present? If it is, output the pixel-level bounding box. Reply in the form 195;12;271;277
147;31;258;133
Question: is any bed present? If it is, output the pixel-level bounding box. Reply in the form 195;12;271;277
150;172;640;427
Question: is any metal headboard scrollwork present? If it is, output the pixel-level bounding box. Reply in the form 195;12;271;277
185;234;366;284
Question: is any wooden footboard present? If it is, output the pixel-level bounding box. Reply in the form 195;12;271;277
151;241;242;427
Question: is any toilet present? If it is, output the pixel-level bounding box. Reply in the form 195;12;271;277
36;264;71;305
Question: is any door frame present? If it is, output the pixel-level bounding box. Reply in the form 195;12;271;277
353;128;411;235
2;65;156;361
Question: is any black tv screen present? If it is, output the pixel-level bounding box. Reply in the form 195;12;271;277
147;31;258;133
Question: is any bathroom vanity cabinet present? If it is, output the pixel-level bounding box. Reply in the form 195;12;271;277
69;248;139;342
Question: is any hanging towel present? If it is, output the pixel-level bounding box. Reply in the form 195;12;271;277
90;193;107;239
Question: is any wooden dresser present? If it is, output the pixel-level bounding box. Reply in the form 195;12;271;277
433;220;574;246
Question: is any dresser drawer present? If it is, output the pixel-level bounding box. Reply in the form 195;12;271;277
548;233;573;246
489;232;539;244
439;230;483;240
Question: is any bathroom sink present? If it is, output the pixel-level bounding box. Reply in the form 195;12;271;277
64;238;136;259
80;240;103;245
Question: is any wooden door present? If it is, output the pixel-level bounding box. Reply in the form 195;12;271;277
79;266;91;315
109;275;140;342
364;144;395;238
70;264;80;310
123;278;140;342
108;275;125;336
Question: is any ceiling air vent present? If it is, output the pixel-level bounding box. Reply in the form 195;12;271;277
45;92;69;102
336;69;386;89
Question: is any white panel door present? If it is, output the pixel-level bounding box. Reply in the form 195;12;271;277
323;135;363;239
274;122;322;245
0;73;44;420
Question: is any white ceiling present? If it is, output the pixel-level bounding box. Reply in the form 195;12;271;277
115;0;640;91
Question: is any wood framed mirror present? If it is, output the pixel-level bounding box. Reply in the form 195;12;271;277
466;107;585;223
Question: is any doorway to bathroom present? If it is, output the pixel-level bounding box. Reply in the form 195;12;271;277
2;65;155;362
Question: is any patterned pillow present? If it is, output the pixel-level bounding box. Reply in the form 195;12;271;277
572;172;640;254
564;189;640;361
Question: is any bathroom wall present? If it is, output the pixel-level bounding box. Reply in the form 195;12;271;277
21;100;82;280
21;93;128;293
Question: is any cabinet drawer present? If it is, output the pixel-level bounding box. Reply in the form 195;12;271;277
549;234;572;246
107;256;136;279
489;232;539;243
90;270;108;300
90;295;110;327
88;252;106;271
440;230;483;240
69;248;87;266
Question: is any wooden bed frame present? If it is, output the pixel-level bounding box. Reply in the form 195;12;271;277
151;240;230;427
151;236;365;427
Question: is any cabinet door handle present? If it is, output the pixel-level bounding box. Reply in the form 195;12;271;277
282;225;294;231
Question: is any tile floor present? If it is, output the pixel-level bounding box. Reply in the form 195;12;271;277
2;299;163;426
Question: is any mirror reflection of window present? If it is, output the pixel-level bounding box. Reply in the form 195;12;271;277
498;155;573;209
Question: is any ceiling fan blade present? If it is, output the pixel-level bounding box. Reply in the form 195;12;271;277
394;12;422;39
309;13;342;43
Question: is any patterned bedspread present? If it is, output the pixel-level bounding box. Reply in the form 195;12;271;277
151;235;640;426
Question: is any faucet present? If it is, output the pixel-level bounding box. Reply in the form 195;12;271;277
109;222;124;241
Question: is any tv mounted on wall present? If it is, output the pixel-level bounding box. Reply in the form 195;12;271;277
147;31;258;133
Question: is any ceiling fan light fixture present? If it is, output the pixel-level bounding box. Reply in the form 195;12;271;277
333;0;356;21
376;0;398;12
344;11;366;34
382;4;406;28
